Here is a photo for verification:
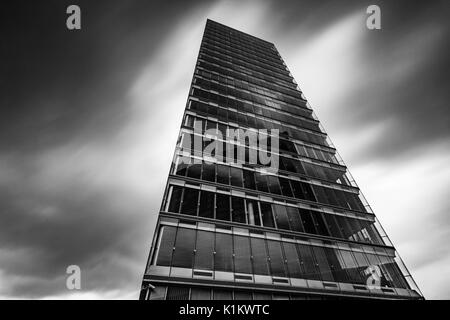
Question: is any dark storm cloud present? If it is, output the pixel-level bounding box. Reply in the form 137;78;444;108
1;0;449;299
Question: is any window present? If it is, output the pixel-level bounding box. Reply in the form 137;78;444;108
191;288;211;300
214;233;233;272
260;202;275;228
299;209;317;234
168;186;183;213
272;204;290;230
194;231;214;270
199;190;215;219
279;177;293;197
323;214;343;238
250;237;269;275
231;196;246;223
213;289;232;300
230;167;243;187
286;207;303;232
267;240;287;277
172;228;196;268
166;286;190;300
282;242;302;278
216;164;230;185
337;249;363;284
180;188;199;216
246;200;261;226
187;163;201;179
216;194;230;221
311;212;330;236
243;169;255;190
267;175;282;195
155;226;176;267
255;172;269;192
202;162;216;182
234;235;252;274
297;244;320;280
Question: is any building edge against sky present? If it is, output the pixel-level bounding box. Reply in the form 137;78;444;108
139;19;423;300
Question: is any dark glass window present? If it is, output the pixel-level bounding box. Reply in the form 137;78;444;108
297;244;320;280
234;235;252;274
312;246;333;281
231;196;246;223
234;291;252;300
214;233;233;272
187;163;202;179
230;167;244;187
175;161;188;177
213;289;232;300
172;228;196;268
267;175;282;195
199;191;215;219
168;186;183;213
166;286;190;300
260;202;274;228
246;200;261;226
191;288;211;300
282;242;303;278
267;240;287;277
312;212;330;236
216;194;230;221
272;204;290;230
180;188;199;216
286;207;303;232
323;214;343;239
202;162;216;182
255;173;269;193
250;237;269;275
299;209;317;234
243;170;256;190
216;164;230;185
324;247;348;283
155;226;176;266
194;231;214;270
279;177;293;197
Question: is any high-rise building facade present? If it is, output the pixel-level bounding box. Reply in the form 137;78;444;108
140;19;423;300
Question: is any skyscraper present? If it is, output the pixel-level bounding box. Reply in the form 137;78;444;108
140;19;423;300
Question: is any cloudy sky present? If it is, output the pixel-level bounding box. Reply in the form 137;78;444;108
1;0;449;299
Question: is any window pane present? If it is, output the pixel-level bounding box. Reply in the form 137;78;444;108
255;173;269;192
166;286;190;300
216;164;230;185
246;200;261;226
231;196;246;223
267;175;282;195
191;288;211;300
194;231;214;270
286;207;303;232
172;228;196;268
250;237;269;275
234;236;252;274
337;249;364;284
168;186;183;213
297;244;320;280
299;209;317;234
180;188;199;216
215;233;233;272
213;289;232;300
243;169;256;190
323;214;343;239
279;178;293;197
199;191;215;219
272;204;290;230
187;163;201;179
216;194;230;221
267;240;287;277
230;167;243;187
312;212;330;236
155;226;176;267
234;291;252;300
202;162;216;182
282;242;302;278
260;202;275;228
311;246;333;281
